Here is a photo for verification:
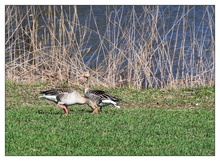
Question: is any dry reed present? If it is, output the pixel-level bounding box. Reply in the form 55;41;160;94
5;5;215;89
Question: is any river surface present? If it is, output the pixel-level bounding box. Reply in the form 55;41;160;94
5;5;215;86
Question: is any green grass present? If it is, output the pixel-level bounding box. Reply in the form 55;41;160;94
5;81;215;156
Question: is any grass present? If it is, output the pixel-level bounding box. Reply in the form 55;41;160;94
5;81;215;156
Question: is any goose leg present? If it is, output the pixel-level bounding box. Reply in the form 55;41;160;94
57;104;68;116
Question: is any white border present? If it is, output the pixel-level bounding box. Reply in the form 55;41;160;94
1;0;219;160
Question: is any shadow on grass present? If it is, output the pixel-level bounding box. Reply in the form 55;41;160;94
36;108;95;115
36;107;114;115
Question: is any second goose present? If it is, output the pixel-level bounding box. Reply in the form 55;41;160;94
80;72;121;114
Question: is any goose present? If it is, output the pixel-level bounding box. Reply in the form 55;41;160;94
80;72;121;114
38;88;97;116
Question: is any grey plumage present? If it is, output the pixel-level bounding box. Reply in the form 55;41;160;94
81;72;121;113
39;88;80;104
39;88;88;116
85;89;121;112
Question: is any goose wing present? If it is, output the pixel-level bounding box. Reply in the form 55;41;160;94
86;89;120;102
40;88;74;96
39;88;75;104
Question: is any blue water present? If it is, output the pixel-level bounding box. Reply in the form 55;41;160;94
5;5;215;87
75;6;214;66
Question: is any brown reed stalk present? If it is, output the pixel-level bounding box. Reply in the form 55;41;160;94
5;5;214;88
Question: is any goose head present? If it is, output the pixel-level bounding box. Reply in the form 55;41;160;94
80;72;90;78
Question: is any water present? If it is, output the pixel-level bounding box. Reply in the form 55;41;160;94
5;5;215;87
76;6;214;65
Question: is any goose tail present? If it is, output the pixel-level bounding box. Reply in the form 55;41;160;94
38;94;57;103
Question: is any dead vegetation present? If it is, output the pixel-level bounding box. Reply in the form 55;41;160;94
5;6;215;89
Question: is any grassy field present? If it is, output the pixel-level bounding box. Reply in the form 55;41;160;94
5;81;215;156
